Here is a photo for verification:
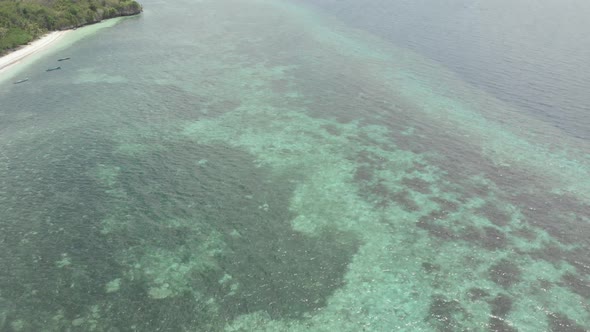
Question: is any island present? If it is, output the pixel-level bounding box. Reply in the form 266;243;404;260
0;0;142;55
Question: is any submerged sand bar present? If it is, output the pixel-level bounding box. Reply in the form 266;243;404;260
0;30;71;74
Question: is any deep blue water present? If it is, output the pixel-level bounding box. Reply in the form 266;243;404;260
303;0;590;140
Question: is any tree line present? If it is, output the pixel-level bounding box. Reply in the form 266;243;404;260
0;0;142;54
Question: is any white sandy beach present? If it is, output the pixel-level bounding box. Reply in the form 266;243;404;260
0;30;71;74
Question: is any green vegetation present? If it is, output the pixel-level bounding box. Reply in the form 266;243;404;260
0;0;142;53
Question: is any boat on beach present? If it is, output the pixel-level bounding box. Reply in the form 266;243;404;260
13;78;29;84
46;66;61;72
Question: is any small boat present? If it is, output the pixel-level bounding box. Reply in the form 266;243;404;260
46;66;61;72
58;57;71;62
13;78;29;84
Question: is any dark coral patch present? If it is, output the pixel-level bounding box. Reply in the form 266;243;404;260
547;312;587;332
353;149;384;166
111;141;361;324
207;99;242;117
0;136;361;330
430;197;460;214
488;260;521;288
513;192;590;246
495;190;590;279
213;227;360;319
538;279;554;292
354;165;374;182
511;227;537;240
364;180;421;211
462;226;508;251
477;203;511;227
370;182;392;207
320;124;341;136
482;227;508;250
411;161;429;173
422;262;442;274
401;176;432;194
561;273;590;299
487;293;516;331
426;295;470;332
417;218;508;251
389;190;420;211
489;293;513;317
569;248;590;276
489;317;517;332
467;288;490;301
416;218;456;241
530;244;567;266
270;79;290;94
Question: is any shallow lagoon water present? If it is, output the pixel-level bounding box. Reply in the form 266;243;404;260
0;0;589;331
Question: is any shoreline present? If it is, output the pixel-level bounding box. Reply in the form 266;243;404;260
0;30;71;75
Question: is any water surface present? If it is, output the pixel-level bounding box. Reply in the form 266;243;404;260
0;0;589;331
304;0;590;140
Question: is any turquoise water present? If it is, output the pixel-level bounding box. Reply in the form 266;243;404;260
0;0;589;331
